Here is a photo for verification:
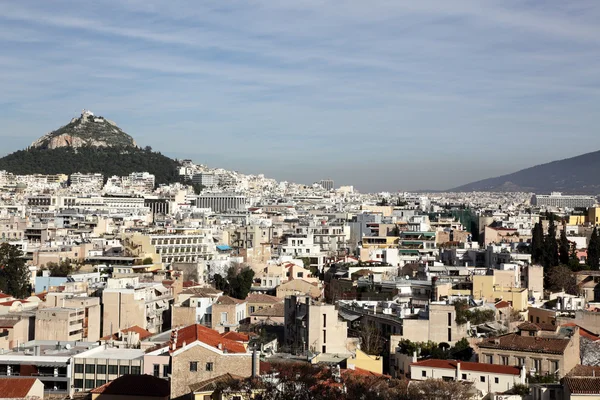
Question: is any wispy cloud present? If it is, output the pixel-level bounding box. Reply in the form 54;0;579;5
0;1;599;191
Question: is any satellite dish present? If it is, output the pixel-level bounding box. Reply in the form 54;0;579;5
65;344;72;350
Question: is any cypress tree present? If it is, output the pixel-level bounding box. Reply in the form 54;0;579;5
543;214;559;269
531;222;544;264
588;227;600;270
559;225;570;266
0;243;30;298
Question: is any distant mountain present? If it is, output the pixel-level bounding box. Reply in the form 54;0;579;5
449;150;600;194
0;110;181;185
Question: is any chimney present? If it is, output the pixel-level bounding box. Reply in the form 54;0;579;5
34;346;40;357
456;362;461;381
412;350;418;363
217;343;223;350
171;329;178;350
252;350;260;378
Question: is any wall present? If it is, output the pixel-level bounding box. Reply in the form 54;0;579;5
170;344;252;399
102;291;145;336
172;306;197;328
348;349;382;374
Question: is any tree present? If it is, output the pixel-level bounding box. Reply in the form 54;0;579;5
191;183;205;195
531;222;544;264
559;225;570;266
450;338;474;361
359;321;385;355
407;378;474;400
213;264;255;300
588;226;600;270
545;265;577;295
46;260;76;277
543;214;559;269
142;257;154;265
0;243;30;298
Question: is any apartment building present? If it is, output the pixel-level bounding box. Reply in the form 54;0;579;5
472;273;529;311
284;295;349;355
40;294;101;341
72;346;145;393
0;314;35;351
476;325;580;378
532;192;596;208
410;359;526;396
102;277;173;336
210;296;247;334
122;231;216;264
36;306;99;342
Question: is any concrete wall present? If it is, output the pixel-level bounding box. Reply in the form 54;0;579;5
102;291;145;336
172;306;197;328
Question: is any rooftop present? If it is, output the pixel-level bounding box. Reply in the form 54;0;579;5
0;377;39;398
411;359;521;375
477;333;571;355
562;377;600;394
171;324;247;354
90;374;170;397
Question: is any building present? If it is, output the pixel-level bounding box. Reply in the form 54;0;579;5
35;303;100;342
284;295;349;355
192;173;216;188
196;193;247;213
89;374;170;400
210;296;247;334
319;179;334;191
102;277;173;336
0;314;35;350
410;359;526;396
531;192;596;208
167;324;256;399
476;324;580;378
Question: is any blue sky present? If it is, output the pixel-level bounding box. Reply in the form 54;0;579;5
1;1;600;192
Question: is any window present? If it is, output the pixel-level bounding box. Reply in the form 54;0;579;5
516;357;525;367
421;370;427;377
206;362;214;371
461;373;467;380
250;306;255;313
323;314;327;328
323;330;327;343
536;317;540;323
163;364;170;378
96;379;106;387
221;312;228;323
108;365;118;375
494;377;499;384
486;355;493;364
75;364;84;374
190;361;198;372
297;272;303;278
480;376;485;383
448;328;452;342
448;312;452;326
533;359;541;371
131;366;141;375
85;364;95;374
153;364;160;377
550;360;559;373
74;379;83;389
322;345;326;353
85;379;95;389
119;365;130;375
97;365;106;375
501;356;508;365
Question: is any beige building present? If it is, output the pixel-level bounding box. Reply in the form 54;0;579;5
284;295;349;355
211;296;247;334
476;325;580;378
168;324;256;399
36;296;100;342
102;277;173;336
276;279;321;299
473;273;529;311
0;314;35;350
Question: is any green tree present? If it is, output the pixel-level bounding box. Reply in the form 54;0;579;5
559;225;570;266
545;265;578;295
588;226;600;270
46;260;75;277
142;257;154;265
531;222;544;264
0;243;30;298
543;214;559;269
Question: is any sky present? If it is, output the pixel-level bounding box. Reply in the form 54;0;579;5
1;1;600;192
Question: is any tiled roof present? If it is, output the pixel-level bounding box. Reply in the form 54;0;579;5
495;301;510;309
189;373;244;392
0;318;20;328
567;365;600;377
563;377;600;394
90;374;170;396
251;303;285;317
518;322;556;332
0;293;12;299
562;323;600;341
410;359;521;375
246;293;281;304
183;280;201;288
101;325;153;341
342;367;391;379
220;331;249;342
171;324;247;354
0;377;38;397
181;287;222;297
478;333;570;355
216;295;246;305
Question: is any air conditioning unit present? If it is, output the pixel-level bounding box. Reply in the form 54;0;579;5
530;368;536;374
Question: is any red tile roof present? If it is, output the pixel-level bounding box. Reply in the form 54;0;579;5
567;365;600;377
410;359;521;376
342;367;390;379
171;324;247;354
0;377;38;397
220;331;249;342
563;377;600;394
215;295;246;305
183;280;200;288
478;333;570;354
561;323;600;341
245;293;281;304
101;325;153;341
518;322;556;332
0;293;12;299
90;374;169;396
495;301;510;309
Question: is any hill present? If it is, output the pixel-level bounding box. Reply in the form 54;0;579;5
0;110;181;185
449;150;600;194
